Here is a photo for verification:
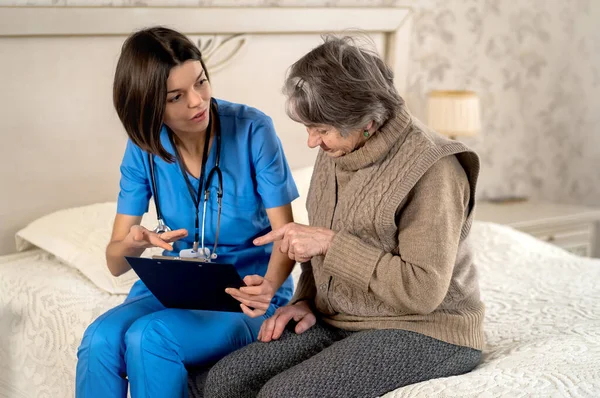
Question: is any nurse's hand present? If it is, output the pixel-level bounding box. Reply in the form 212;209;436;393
258;301;316;342
254;223;335;263
124;225;188;252
226;275;276;318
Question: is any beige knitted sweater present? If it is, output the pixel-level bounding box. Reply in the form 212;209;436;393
292;106;485;350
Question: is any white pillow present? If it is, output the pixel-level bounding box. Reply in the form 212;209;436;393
15;202;161;295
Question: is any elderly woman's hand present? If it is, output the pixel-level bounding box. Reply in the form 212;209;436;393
258;300;316;342
254;223;335;262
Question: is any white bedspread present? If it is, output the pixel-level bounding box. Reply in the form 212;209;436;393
1;222;599;398
0;250;123;398
386;222;600;398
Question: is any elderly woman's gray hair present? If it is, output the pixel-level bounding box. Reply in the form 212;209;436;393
283;35;404;136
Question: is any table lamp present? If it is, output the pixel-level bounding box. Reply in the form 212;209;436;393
427;90;481;139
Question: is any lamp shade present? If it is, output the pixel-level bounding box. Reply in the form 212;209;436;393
427;90;481;138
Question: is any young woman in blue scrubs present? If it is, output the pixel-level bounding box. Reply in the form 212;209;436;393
75;27;298;397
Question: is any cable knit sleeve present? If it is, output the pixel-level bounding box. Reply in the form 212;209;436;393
322;155;470;315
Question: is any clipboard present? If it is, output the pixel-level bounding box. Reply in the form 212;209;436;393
125;256;245;312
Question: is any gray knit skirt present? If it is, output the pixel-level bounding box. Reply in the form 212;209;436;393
189;320;481;398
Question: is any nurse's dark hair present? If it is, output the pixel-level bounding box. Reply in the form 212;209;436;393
113;26;209;162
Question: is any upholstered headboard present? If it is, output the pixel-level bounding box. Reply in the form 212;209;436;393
0;6;412;255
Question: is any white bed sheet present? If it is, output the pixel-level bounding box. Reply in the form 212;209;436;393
386;222;600;398
0;250;123;398
1;222;599;398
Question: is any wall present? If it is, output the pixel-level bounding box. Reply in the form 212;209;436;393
2;0;599;206
406;0;600;206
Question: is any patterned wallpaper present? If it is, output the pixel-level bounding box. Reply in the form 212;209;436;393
3;0;599;207
405;0;600;207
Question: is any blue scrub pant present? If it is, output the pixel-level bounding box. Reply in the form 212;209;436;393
75;281;279;398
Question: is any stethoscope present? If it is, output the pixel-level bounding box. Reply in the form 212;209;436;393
148;99;223;262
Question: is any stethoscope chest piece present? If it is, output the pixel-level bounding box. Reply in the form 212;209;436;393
153;218;172;234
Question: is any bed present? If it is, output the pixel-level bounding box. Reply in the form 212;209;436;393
2;194;600;397
1;5;599;398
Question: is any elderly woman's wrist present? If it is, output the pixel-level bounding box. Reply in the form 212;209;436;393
292;298;316;312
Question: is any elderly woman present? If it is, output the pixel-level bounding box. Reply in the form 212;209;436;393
207;36;484;398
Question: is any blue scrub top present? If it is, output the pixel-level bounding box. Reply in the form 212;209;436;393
117;98;299;304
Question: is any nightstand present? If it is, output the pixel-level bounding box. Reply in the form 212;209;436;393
475;201;600;258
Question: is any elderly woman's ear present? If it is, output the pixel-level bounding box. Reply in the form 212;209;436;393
363;121;376;138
